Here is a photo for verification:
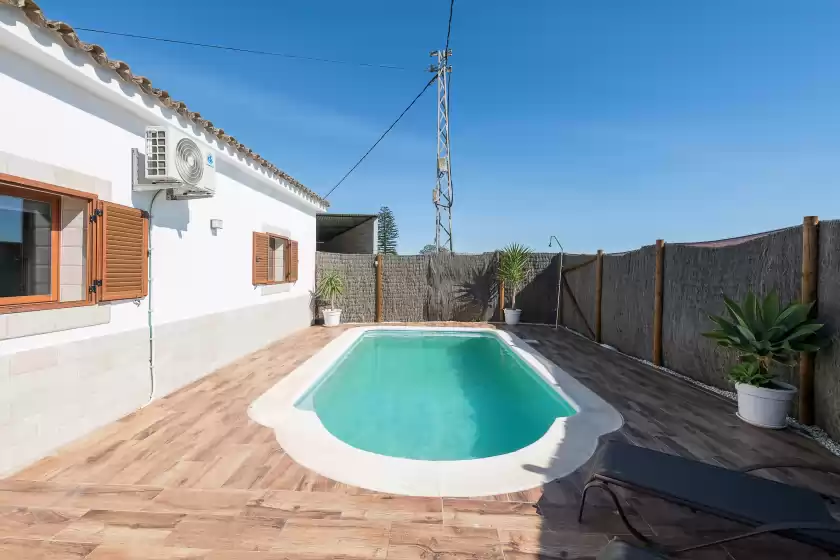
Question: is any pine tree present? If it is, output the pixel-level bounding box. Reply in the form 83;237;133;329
377;206;399;254
420;244;449;255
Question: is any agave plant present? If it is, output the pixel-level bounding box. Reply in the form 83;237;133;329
317;269;344;310
702;291;826;387
498;243;532;310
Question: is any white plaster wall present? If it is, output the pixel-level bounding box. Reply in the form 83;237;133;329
0;7;321;474
144;168;317;325
0;8;320;355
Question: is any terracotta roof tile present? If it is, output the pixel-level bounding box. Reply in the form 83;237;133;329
1;0;328;207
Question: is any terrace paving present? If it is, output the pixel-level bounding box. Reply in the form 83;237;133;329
1;323;838;559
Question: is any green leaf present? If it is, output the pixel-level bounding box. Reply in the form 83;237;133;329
785;322;823;341
701;330;728;339
708;291;831;370
735;323;757;344
708;315;738;336
743;292;763;336
723;295;746;325
775;302;812;330
762;291;780;329
498;243;533;303
729;361;775;387
791;342;823;353
765;324;788;342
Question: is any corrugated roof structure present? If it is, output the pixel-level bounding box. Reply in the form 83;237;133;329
316;213;377;242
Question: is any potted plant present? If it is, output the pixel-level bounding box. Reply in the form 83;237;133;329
703;291;826;429
317;269;345;327
498;243;532;326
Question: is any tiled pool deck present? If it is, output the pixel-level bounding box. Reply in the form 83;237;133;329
1;323;838;559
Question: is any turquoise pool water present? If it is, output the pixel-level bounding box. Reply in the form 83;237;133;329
296;331;576;460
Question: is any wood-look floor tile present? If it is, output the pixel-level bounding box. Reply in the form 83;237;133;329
498;528;608;560
442;499;542;531
147;461;206;489
0;480;71;508
107;460;160;487
85;544;211;559
250;490;443;524
0;506;87;540
52;518;173;547
149;489;260;516
0;537;96;559
164;515;286;551
546;503;656;538
4;324;840;560
59;485;164;511
388;523;503;560
274;518;390;558
723;534;834;560
221;448;279;491
192;451;253;489
201;552;295;560
79;509;185;529
12;456;68;483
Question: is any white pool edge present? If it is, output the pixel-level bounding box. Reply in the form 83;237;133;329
248;326;624;497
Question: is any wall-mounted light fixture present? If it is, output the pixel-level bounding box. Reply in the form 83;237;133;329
210;219;223;232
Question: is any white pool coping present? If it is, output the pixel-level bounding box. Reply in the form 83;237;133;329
248;327;623;497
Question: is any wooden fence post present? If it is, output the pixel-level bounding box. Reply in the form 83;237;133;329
557;255;564;327
375;253;383;322
800;216;819;425
499;281;505;322
653;239;665;366
595;249;604;343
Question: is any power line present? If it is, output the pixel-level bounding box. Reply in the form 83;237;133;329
444;0;455;54
73;27;406;71
444;0;455;208
324;76;437;199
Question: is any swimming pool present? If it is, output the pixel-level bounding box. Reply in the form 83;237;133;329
296;330;576;460
249;327;622;497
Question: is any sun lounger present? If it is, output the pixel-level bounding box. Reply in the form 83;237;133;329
578;440;840;555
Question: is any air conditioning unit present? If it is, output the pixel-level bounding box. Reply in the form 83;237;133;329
140;126;216;196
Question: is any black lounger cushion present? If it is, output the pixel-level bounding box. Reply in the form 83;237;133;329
590;441;840;552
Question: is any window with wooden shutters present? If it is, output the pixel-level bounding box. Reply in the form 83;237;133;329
252;232;270;285
97;201;148;301
0;174;101;313
253;232;298;285
288;240;299;282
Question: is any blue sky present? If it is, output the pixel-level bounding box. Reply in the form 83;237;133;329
38;0;840;254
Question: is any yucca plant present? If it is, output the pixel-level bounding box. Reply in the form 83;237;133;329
498;243;532;310
317;270;344;310
702;291;826;387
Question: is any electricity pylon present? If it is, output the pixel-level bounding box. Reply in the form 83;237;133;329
430;49;453;252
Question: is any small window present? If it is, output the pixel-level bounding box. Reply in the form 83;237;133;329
0;175;149;314
270;236;286;283
0;186;59;304
252;232;299;285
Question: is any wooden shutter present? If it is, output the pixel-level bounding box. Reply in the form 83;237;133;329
97;201;148;302
253;232;270;285
288;240;299;282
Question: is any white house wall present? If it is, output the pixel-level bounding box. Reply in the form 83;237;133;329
0;8;319;475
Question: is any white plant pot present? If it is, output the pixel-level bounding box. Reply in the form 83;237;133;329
504;309;522;326
735;381;797;429
323;309;342;327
